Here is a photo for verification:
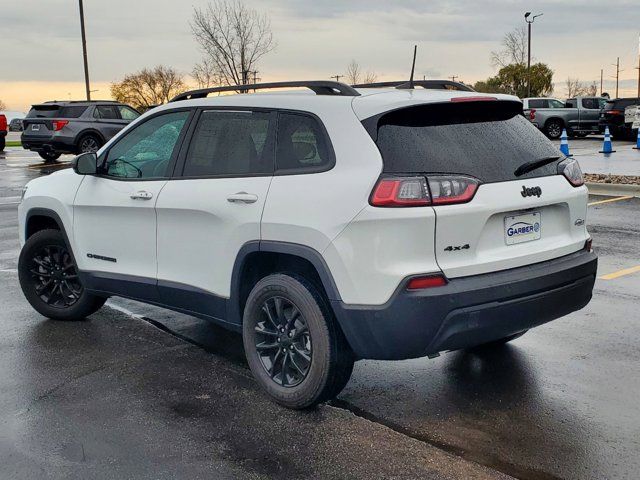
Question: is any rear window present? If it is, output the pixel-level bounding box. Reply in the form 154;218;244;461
527;99;547;108
371;101;562;184
26;105;60;118
26;105;86;118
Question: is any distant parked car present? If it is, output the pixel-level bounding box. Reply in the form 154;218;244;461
9;118;23;132
21;100;140;162
0;114;6;151
624;104;639;139
599;97;640;140
523;96;605;139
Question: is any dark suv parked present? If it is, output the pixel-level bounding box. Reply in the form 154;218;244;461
21;101;140;162
599;97;640;139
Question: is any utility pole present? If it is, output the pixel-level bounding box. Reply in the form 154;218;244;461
450;75;458;82
78;0;91;101
525;12;543;97
636;34;640;98
331;75;343;82
613;57;620;98
600;69;603;95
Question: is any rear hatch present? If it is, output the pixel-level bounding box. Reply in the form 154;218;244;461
369;99;588;278
23;104;87;138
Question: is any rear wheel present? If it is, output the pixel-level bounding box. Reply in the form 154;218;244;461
242;273;354;409
38;151;61;163
18;229;106;321
544;119;564;139
77;133;102;154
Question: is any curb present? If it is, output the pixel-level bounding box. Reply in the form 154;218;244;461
586;182;640;197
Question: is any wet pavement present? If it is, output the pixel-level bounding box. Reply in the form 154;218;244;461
1;147;639;479
551;135;640;176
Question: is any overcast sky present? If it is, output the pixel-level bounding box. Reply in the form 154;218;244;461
2;0;639;111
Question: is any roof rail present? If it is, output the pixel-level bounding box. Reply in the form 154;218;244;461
351;80;475;92
42;100;120;104
171;81;360;102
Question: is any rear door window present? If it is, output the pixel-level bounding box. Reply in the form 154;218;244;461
370;101;561;184
182;110;275;177
581;98;600;109
94;105;120;119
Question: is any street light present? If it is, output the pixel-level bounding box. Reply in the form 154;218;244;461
525;11;543;97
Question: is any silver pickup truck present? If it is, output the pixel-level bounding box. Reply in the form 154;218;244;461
523;96;606;139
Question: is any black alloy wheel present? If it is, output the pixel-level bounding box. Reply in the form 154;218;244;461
29;244;82;308
255;296;312;387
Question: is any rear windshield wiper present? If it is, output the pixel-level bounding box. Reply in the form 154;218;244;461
514;156;561;177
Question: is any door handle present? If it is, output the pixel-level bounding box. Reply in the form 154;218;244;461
227;192;258;204
130;190;153;200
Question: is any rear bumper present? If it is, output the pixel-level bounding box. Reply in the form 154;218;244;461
21;135;76;153
332;249;597;360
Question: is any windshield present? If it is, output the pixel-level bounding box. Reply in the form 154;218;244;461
370;101;562;183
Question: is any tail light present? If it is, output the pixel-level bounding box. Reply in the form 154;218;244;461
529;108;536;120
370;175;480;207
605;110;623;116
52;120;69;131
557;158;584;187
407;274;448;290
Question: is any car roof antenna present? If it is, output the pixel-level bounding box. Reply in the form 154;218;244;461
408;45;417;89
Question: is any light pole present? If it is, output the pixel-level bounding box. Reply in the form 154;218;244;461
525;12;543;97
78;0;91;101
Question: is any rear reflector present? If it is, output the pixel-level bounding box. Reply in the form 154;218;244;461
52;120;69;131
584;238;593;252
407;275;448;290
529;108;536;120
370;175;479;207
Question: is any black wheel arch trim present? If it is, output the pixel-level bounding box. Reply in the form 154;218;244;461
24;208;76;262
228;240;343;325
75;129;106;147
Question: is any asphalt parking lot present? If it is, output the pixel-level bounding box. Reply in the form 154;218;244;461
1;146;639;479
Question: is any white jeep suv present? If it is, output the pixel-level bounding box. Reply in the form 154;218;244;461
18;81;597;409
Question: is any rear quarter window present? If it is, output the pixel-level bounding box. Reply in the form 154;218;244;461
370;101;562;184
57;106;88;118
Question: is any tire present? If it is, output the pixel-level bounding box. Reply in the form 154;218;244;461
38;151;61;163
77;133;102;154
467;331;528;351
0;137;5;151
18;229;106;321
544;119;564;139
242;273;354;409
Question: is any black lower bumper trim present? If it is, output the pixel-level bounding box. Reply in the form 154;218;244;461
332;250;597;360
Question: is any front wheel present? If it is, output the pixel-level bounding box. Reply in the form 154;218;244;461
18;229;106;321
242;273;354;409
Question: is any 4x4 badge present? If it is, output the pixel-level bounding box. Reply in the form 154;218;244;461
521;186;542;198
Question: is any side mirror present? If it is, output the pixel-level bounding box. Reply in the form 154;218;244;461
72;152;98;175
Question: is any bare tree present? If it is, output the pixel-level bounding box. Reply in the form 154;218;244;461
346;59;362;84
191;1;275;87
491;26;528;68
363;71;378;84
586;81;598;97
565;77;588;98
110;66;186;110
192;58;222;88
0;99;6;110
